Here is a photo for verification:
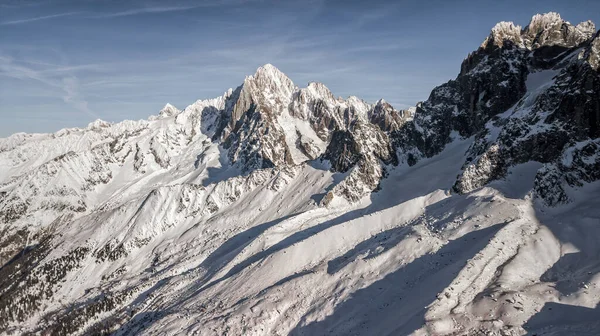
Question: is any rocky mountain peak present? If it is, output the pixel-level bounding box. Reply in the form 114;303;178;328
227;64;295;132
370;99;392;118
346;96;370;119
305;81;335;100
480;13;597;51
244;64;296;95
158;103;180;118
368;99;409;132
253;63;284;78
576;20;596;36
375;98;388;105
523;12;596;48
86;119;111;131
482;21;524;48
526;12;564;32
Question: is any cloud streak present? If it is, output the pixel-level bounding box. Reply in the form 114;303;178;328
1;12;81;25
0;55;101;120
93;5;201;18
91;0;259;18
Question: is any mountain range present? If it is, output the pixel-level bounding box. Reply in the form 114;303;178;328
0;12;599;336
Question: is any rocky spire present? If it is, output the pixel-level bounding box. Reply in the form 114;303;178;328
481;21;524;49
368;99;409;132
229;64;297;129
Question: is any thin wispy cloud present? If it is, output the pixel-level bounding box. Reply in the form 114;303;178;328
62;76;97;118
91;0;260;18
93;5;202;18
0;0;49;9
1;12;81;25
0;55;101;120
3;0;596;136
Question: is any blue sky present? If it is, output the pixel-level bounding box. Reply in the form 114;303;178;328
1;0;599;136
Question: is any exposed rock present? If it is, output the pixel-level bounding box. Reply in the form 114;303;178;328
369;99;410;132
523;12;595;49
481;21;524;49
534;139;600;205
322;130;362;173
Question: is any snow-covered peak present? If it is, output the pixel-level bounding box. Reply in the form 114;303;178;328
305;81;335;100
346;95;370;109
482;21;524;48
370;99;395;116
523;12;596;48
527;12;563;31
345;96;371;120
368;99;411;131
480;13;597;51
150;103;180;120
239;64;297;107
576;20;596;36
249;64;296;92
254;63;283;77
162;103;178;112
375;98;388;105
86;119;111;131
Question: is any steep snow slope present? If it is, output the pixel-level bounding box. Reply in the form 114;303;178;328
1;12;600;336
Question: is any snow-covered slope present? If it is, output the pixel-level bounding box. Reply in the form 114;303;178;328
1;12;600;336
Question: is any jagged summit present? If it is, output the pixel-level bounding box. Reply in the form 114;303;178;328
254;63;284;77
246;63;296;92
305;81;335;100
483;21;524;48
482;12;597;50
576;20;597;36
523;12;596;48
526;11;564;31
159;103;179;117
162;102;177;111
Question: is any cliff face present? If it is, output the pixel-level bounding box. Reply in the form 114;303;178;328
381;12;600;206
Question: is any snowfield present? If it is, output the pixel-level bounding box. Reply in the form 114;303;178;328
2;130;598;335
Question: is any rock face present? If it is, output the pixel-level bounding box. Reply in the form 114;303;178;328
523;12;595;48
534;139;600;205
383;12;600;206
196;64;404;202
368;99;410;132
452;25;600;204
0;12;599;335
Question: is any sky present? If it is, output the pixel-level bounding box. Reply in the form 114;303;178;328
1;0;599;137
